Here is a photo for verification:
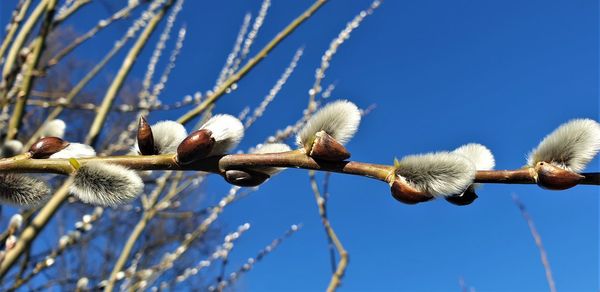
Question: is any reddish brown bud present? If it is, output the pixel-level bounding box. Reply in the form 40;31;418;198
390;180;433;205
29;137;70;159
137;116;156;155
535;162;584;190
308;131;351;161
445;186;478;206
224;169;270;187
176;129;215;165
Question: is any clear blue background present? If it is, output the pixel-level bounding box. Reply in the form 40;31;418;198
2;0;599;291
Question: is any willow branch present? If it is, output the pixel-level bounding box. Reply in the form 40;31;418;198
104;172;182;292
85;0;174;146
5;0;57;142
0;177;73;279
1;0;47;81
513;195;557;292
51;0;91;26
309;171;348;292
0;0;32;65
45;1;141;69
176;0;328;125
0;152;597;187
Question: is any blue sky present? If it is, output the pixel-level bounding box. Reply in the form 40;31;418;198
2;0;599;291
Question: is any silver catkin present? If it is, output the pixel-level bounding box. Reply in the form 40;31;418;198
0;174;51;207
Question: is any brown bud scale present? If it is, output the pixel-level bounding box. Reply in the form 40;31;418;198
28;137;70;159
309;131;351;161
137;116;156;155
445;186;478;206
535;162;584;190
176;129;215;165
390;180;433;205
224;169;270;187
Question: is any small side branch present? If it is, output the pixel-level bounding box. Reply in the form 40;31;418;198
512;194;557;292
309;171;348;292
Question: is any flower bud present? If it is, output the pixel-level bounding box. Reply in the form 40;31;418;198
176;129;215;165
390;180;433;205
535;162;584;190
29;137;70;159
308;131;351;161
224;169;270;187
445;186;478;206
137;116;156;155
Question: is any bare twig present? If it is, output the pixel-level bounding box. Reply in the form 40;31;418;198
309;171;348;292
177;0;328;124
512;194;557;292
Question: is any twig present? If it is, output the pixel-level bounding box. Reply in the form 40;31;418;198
4;0;57;142
0;0;32;66
45;1;142;68
309;171;348;292
23;1;163;149
0;151;598;187
177;0;328;124
244;47;303;128
209;224;301;291
512;194;557;292
0;176;74;279
86;0;174;146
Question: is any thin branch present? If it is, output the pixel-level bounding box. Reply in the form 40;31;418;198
5;0;57;142
177;0;328;125
309;171;348;292
85;0;174;146
512;194;557;292
0;0;32;66
0;152;598;187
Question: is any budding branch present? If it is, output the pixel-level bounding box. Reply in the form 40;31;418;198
0;151;598;187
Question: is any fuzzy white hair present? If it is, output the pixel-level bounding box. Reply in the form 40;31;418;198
50;143;96;159
40;119;66;138
296;100;361;149
395;152;476;197
453;143;495;171
9;214;23;230
199;114;244;156
71;162;144;206
134;120;188;154
527;119;600;172
1;140;23;157
250;143;292;175
0;174;50;207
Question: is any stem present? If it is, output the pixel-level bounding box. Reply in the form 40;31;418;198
0;177;73;279
176;0;328;125
103;172;180;292
5;0;57;142
309;171;348;292
85;1;173;146
0;0;32;65
1;0;47;80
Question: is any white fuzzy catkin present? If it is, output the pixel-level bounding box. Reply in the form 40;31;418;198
1;140;23;157
71;162;144;206
296;100;361;150
250;143;292;175
134;120;188;154
199;114;244;156
8;214;23;230
76;277;89;290
453;143;495;190
395;152;476;197
50;143;96;159
40;119;66;138
527;119;600;172
0;174;51;207
453;143;495;171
